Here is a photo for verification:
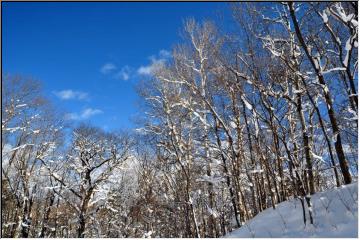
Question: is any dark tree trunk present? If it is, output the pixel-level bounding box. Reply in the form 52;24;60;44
39;191;55;238
214;119;241;228
289;2;352;185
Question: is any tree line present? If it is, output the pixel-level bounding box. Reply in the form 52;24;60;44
1;2;358;238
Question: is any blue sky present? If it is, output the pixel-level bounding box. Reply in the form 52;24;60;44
3;2;232;131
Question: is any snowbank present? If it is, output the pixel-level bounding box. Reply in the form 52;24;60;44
226;182;358;238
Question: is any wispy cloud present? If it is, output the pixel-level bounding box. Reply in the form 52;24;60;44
65;108;103;120
137;58;165;76
137;66;151;75
100;63;117;74
53;90;89;100
115;65;132;81
101;63;133;80
137;49;171;76
159;49;171;58
101;49;172;79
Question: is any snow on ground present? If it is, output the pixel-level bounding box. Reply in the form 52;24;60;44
227;182;358;238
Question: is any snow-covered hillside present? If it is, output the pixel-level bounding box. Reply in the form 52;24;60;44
227;183;358;238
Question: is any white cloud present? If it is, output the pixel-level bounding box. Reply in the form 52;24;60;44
82;108;102;118
159;49;171;58
53;90;89;100
137;65;153;75
137;57;166;76
115;65;132;81
64;113;78;120
65;108;103;120
100;63;117;74
137;49;171;76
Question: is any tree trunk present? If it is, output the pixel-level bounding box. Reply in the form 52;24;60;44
77;213;86;238
294;80;315;194
39;191;55;237
241;99;259;214
214;119;241;228
289;2;352;184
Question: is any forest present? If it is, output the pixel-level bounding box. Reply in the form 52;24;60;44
1;2;358;238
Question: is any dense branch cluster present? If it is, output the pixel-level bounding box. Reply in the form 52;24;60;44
1;2;358;238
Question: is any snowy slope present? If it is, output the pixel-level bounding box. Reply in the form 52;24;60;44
226;183;358;238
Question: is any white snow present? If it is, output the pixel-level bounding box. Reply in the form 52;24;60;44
32;129;40;134
293;89;303;94
246;80;253;85
248;169;264;174
196;175;223;184
347;107;358;121
343;37;353;67
321;10;328;23
44;186;61;190
226;182;358;238
3;126;26;133
21;222;30;227
311;152;325;163
314;57;321;71
15;104;27;108
105;206;119;213
333;3;355;23
345;38;352;51
322;67;346;74
207;205;219;218
192;111;210;127
241;96;253;110
4;143;35;152
144;231;153;238
230;121;237;129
